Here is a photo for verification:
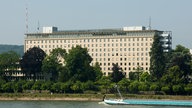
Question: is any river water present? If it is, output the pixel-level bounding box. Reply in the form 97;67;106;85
0;101;190;108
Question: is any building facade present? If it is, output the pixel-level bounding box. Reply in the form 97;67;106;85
24;26;172;78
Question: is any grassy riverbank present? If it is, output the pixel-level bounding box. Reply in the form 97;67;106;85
0;93;192;101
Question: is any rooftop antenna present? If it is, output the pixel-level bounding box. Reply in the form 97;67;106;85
37;20;40;33
25;0;29;33
148;16;151;30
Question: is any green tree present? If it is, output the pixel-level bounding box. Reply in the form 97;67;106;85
41;81;52;91
128;81;139;93
172;85;184;95
2;82;14;93
96;76;111;93
118;78;130;93
13;80;25;93
60;81;73;93
139;72;150;82
51;82;61;93
22;81;34;91
150;83;161;91
42;48;66;82
71;81;83;93
161;66;184;85
150;34;165;81
0;51;20;81
32;80;43;92
93;62;103;81
65;45;96;82
167;45;192;83
161;86;171;94
58;66;70;82
111;63;125;83
20;47;46;81
184;83;192;95
138;82;149;91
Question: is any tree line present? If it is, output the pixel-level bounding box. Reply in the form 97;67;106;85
0;35;192;95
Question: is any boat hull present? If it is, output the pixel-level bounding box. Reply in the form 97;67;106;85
104;99;192;106
104;99;129;105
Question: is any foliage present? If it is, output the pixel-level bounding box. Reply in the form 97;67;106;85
150;34;165;80
96;76;111;93
149;83;161;91
161;66;185;85
139;72;150;82
129;81;139;93
184;83;192;95
2;82;14;93
65;45;96;82
51;82;61;93
118;78;130;93
161;86;171;94
32;81;43;92
42;48;66;82
13;80;25;93
20;47;46;81
93;62;103;81
138;82;149;91
0;51;20;81
71;81;83;93
166;45;192;84
129;72;141;81
111;63;125;83
172;85;184;95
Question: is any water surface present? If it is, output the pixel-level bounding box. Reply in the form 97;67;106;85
0;101;190;108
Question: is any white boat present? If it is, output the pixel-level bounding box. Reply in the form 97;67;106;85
103;84;128;105
104;99;129;105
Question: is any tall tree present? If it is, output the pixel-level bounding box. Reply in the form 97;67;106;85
93;62;103;81
65;45;96;82
42;48;66;82
111;63;125;83
150;34;165;81
20;47;46;81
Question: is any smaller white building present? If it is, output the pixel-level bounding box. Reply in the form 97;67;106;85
43;27;58;33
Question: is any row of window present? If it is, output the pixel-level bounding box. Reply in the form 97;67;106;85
93;57;149;62
26;44;151;53
97;62;149;67
26;37;153;44
102;66;149;72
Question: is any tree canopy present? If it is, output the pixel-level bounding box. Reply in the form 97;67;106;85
150;34;165;81
0;51;20;81
65;45;96;82
20;47;46;80
42;48;66;82
111;63;125;83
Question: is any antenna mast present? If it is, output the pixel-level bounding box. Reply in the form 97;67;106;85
25;0;28;33
148;16;151;30
37;20;40;33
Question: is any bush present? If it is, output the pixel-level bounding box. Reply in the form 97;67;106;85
172;85;184;95
129;81;139;93
161;86;171;94
138;82;149;91
150;84;160;91
184;86;192;95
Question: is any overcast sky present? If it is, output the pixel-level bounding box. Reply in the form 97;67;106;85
0;0;192;49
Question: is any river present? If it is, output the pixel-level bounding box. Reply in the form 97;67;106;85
0;101;190;108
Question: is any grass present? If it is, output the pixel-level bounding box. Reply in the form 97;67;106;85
0;93;192;101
